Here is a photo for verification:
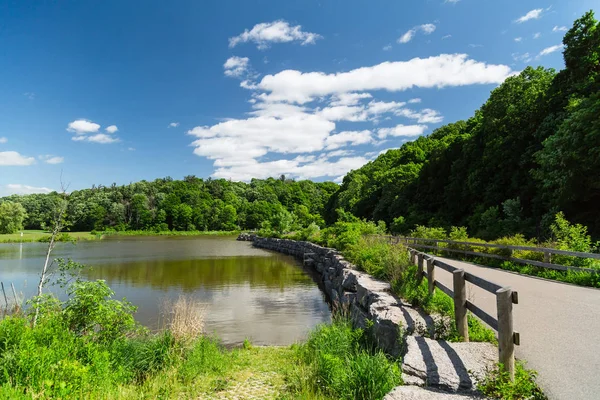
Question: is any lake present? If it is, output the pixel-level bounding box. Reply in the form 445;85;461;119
0;235;331;345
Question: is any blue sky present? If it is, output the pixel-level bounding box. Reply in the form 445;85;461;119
0;0;596;195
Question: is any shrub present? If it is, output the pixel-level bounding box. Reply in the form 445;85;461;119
297;320;401;400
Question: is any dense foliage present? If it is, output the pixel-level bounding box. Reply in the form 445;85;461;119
0;201;27;234
326;11;600;240
0;176;338;233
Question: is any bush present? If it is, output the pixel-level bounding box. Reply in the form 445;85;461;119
297;320;401;400
345;236;410;281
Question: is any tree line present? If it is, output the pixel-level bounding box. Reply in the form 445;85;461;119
0;176;338;234
325;11;600;240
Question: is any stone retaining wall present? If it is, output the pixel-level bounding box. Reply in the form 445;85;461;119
252;236;498;397
253;237;424;357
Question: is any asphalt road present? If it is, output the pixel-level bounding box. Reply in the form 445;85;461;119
432;256;600;400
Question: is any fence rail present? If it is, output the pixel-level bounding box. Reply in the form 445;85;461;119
407;248;519;380
387;236;600;274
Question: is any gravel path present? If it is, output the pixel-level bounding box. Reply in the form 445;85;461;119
432;256;600;400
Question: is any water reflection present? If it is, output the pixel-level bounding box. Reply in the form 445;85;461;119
0;236;331;345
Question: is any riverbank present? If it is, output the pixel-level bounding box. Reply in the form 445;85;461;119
0;230;240;243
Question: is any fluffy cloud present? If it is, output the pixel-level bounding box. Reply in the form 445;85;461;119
229;20;322;50
67;119;120;144
398;24;436;44
4;184;53;195
533;32;541;39
324;130;373;150
39;155;64;164
514;37;522;42
515;9;543;23
538;44;564;57
553;26;567;32
512;52;533;63
169;122;180;128
224;56;252;78
255;54;513;103
67;119;101;134
377;124;427;139
0;151;36;166
0;137;7;144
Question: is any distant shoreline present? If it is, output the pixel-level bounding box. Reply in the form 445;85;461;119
0;230;240;243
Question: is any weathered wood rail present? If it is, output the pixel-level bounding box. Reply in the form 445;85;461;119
397;236;600;274
398;242;521;380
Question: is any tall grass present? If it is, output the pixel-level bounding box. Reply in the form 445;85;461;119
291;318;401;400
160;295;206;342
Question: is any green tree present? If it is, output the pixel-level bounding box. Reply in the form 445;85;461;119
0;201;27;234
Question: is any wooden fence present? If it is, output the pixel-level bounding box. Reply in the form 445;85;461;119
397;236;600;274
401;244;520;380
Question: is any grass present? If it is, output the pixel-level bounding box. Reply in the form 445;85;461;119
0;230;98;243
0;276;400;400
99;230;240;237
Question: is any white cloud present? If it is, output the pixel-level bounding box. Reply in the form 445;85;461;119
229;20;322;50
128;147;136;151
0;151;35;166
4;184;53;195
39;155;64;164
23;92;35;100
516;9;543;23
329;93;373;107
445;0;460;3
469;44;483;48
224;56;252;78
317;105;368;122
0;137;7;144
324;130;373;150
514;37;522;42
169;122;180;128
398;29;416;44
327;149;354;158
255;54;513;104
398;24;436;44
408;98;422;104
420;24;436;34
538;44;564;57
73;133;120;144
533;32;541;39
67;119;120;143
383;44;392;51
395;108;443;124
553;26;567;32
67;119;101;135
442;34;452;40
377;124;427;139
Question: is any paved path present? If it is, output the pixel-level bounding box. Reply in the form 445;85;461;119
432;257;600;400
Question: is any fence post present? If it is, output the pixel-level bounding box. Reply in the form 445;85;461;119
427;257;435;296
543;251;551;264
417;254;424;283
496;287;515;381
452;269;469;342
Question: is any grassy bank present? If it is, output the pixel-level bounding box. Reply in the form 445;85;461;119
0;277;400;400
0;230;240;244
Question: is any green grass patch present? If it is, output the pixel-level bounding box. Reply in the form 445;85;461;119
99;229;240;238
478;361;547;400
0;230;97;243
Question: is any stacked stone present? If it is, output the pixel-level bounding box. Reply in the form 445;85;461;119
251;236;496;399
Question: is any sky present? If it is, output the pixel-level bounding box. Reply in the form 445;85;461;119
0;0;596;195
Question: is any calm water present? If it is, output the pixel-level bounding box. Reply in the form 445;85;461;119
0;236;331;345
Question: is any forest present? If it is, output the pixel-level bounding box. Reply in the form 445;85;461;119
0;177;338;234
1;11;599;241
326;11;600;241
